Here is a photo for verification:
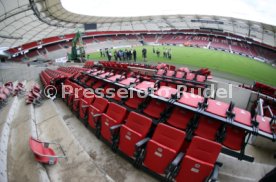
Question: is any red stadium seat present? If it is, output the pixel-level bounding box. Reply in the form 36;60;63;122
100;102;127;142
223;126;246;151
63;79;74;102
108;74;124;82
84;77;95;87
29;137;58;165
196;75;206;82
135;81;155;91
177;92;204;108
175;71;185;79
178;67;190;73
87;97;109;128
233;107;252;127
156;69;166;76
143;123;186;174
99;72;114;78
92;80;104;90
195;116;221;141
143;99;167;119
72;87;84;111
67;83;82;107
206;100;229;118
118;112;152;157
166;70;175;77
176;136;222;182
256;115;273;134
195;100;227;141
119;77;139;86
124;93;145;109
154;86;177;99
167;107;194;130
185;73;195;80
91;70;105;76
79;92;95;120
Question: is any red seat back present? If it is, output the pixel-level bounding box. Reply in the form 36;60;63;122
223;126;246;150
93;97;109;112
175;71;185;79
186;73;195;80
105;102;127;123
143;124;186;174
88;97;109;128
29;137;57;164
119;112;152;157
126;112;152;137
195;116;221;141
157;69;166;76
166;70;175;77
125;93;144;109
176;136;222;182
79;93;95;119
143;99;166;119
101;103;127;141
167;107;194;130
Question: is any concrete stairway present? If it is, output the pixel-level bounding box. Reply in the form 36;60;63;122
0;92;18;182
0;80;49;182
33;99;113;181
53;98;156;182
6;80;50;182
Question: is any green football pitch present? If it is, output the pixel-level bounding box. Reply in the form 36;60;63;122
87;45;276;86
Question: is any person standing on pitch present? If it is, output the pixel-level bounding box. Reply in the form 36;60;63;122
114;50;118;61
133;49;137;62
99;49;103;57
142;48;147;62
156;48;160;57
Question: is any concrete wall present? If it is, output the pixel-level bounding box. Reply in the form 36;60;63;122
209;80;252;109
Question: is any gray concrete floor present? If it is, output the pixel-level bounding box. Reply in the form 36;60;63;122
52;98;156;182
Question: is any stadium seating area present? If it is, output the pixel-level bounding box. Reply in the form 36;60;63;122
37;61;275;181
9;31;276;63
210;37;230;51
0;81;25;107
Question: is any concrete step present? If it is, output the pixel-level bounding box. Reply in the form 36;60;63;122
7;80;50;182
53;98;157;182
0;95;18;182
0;80;29;182
218;153;275;182
34;99;111;181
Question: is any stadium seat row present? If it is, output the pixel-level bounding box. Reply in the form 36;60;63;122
62;79;222;181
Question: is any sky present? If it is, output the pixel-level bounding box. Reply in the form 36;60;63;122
61;0;276;25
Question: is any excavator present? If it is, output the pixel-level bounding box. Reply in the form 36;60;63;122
68;31;86;62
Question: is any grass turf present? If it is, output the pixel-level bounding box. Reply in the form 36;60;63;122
87;45;276;86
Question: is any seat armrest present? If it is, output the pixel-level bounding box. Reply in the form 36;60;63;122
110;124;123;131
165;152;185;174
110;124;123;136
209;162;223;182
135;137;150;149
172;152;185;166
91;113;102;119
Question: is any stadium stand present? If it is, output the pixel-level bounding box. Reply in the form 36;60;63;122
9;32;276;63
1;0;276;181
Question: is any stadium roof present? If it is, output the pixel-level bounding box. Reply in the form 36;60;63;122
0;0;276;48
61;0;276;26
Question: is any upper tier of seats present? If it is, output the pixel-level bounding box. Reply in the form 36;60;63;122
9;32;276;63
